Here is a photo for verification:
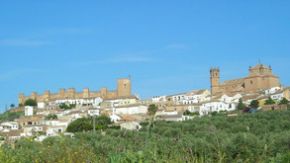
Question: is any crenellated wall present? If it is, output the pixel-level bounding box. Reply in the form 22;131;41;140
19;78;132;105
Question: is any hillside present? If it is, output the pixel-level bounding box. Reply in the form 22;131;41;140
1;110;290;162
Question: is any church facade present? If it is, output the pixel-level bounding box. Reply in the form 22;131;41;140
210;64;280;95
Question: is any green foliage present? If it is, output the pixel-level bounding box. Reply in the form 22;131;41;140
183;110;199;116
279;98;289;105
59;103;76;110
45;114;58;120
265;97;276;105
0;111;24;122
2;110;290;162
66;118;93;133
24;99;37;107
67;115;112;133
147;104;158;116
237;98;246;110
249;100;259;108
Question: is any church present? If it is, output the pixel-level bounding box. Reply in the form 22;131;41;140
210;64;280;95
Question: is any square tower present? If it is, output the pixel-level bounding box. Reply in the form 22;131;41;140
117;78;131;97
210;68;220;95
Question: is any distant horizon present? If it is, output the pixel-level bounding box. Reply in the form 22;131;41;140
1;1;289;111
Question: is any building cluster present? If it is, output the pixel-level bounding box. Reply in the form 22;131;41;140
1;64;289;143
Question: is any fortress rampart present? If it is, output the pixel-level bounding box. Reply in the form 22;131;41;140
19;78;131;105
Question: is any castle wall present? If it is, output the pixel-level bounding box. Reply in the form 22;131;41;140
19;78;132;105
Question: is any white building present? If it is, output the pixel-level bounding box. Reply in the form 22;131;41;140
43;120;69;127
101;97;138;108
219;94;242;103
88;109;100;116
270;88;290;101
120;122;142;131
199;101;236;116
25;106;34;116
115;105;148;115
0;122;19;132
271;91;284;101
46;126;66;136
151;96;167;103
169;90;211;105
22;125;45;137
265;87;281;95
37;102;46;109
53;97;103;108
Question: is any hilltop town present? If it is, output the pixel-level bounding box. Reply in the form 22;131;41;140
0;64;289;143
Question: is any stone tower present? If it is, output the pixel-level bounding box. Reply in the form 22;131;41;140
117;78;131;97
18;93;25;105
83;88;90;98
210;68;220;95
59;89;65;99
44;90;51;102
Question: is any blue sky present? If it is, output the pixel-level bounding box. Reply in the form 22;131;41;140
0;0;290;111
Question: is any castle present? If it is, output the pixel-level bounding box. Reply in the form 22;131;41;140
210;64;280;95
19;78;132;105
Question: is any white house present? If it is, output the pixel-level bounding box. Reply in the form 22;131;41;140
120;122;142;131
155;111;179;116
37;102;46;109
115;105;148;115
22;125;45;137
168;90;211;105
43;120;69;127
265;87;281;95
219;94;242;103
199;101;236;116
271;91;284;101
25;106;34;116
88;109;100;116
53;97;103;107
101;97;138;108
0;122;19;132
151;96;167;103
46;126;66;136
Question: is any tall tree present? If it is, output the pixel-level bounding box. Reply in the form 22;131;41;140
265;97;276;105
24;99;37;107
249;100;259;109
279;98;289;105
147;104;158;116
237;99;246;110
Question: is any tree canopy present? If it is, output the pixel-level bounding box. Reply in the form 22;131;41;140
0;111;24;122
237;98;246;110
2;110;290;162
249;100;259;108
59;103;76;110
67;115;112;133
147;104;158;116
24;99;37;107
279;98;289;105
265;97;276;105
45;114;58;120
